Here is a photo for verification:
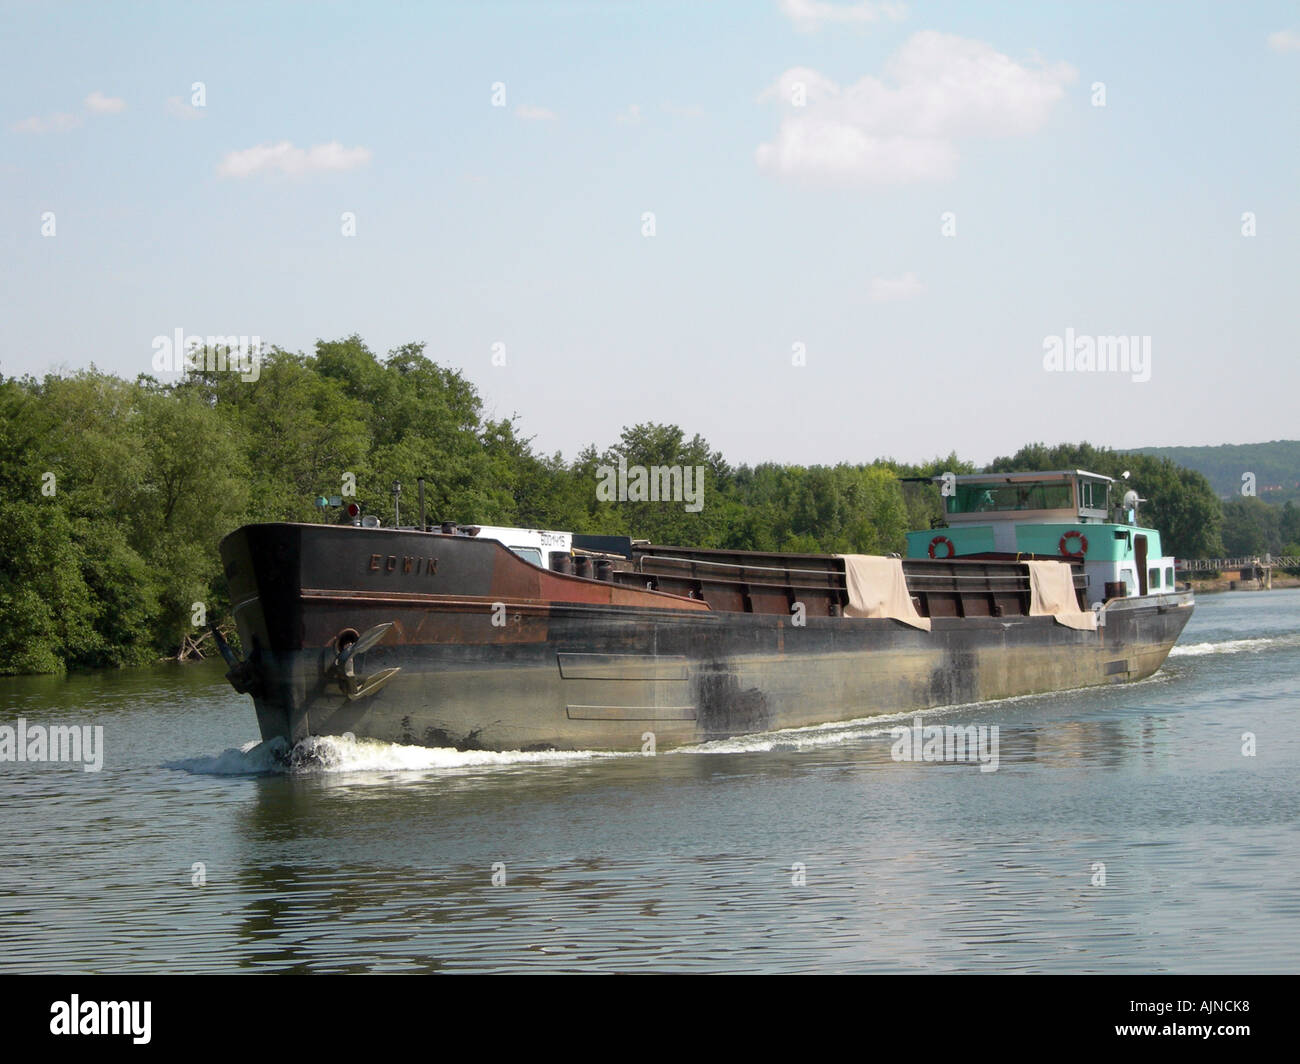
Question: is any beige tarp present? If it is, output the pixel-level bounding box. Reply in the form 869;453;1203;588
1027;560;1098;631
837;555;931;631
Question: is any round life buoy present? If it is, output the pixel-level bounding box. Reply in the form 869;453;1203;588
1059;530;1089;558
928;535;955;559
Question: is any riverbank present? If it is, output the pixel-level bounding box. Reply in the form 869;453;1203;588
1186;572;1300;593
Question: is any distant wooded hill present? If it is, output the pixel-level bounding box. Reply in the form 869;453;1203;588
1126;441;1300;503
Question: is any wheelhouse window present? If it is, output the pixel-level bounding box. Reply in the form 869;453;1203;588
1148;567;1161;589
510;547;543;566
1079;478;1109;511
947;480;1074;514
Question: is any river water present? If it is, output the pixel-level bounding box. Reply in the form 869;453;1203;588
2;589;1297;973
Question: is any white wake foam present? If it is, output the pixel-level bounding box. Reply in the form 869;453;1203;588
675;705;970;755
169;733;618;777
1168;637;1280;657
167;738;289;776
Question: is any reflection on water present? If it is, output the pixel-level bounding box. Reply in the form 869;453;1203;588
1;589;1299;972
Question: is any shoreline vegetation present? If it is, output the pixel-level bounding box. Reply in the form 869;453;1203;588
2;336;1297;677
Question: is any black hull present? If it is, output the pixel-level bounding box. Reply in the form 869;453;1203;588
219;524;1194;753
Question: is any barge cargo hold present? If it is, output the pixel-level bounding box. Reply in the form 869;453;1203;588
215;470;1194;752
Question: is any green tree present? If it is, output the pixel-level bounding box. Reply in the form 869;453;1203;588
1221;497;1282;556
591;424;731;546
184;345;372;522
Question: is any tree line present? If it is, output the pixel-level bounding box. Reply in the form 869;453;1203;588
0;336;1248;675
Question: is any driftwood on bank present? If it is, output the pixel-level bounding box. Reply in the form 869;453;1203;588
175;626;235;662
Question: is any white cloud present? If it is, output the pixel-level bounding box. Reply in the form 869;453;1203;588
779;0;907;32
10;112;81;133
515;105;556;121
216;141;372;178
165;96;204;120
757;32;1076;185
1267;28;1300;52
11;91;124;132
616;104;642;124
85;91;126;114
869;272;924;303
761;119;958;183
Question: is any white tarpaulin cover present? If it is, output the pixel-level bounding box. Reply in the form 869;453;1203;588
837;555;932;631
1027;560;1098;631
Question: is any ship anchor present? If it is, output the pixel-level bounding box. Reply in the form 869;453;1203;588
328;622;401;701
210;624;260;695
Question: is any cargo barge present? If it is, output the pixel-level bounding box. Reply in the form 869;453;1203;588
215;470;1193;752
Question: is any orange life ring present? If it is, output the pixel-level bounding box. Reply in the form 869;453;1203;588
1059;530;1088;558
928;535;955;559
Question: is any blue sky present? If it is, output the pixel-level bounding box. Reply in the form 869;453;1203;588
2;1;1297;467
